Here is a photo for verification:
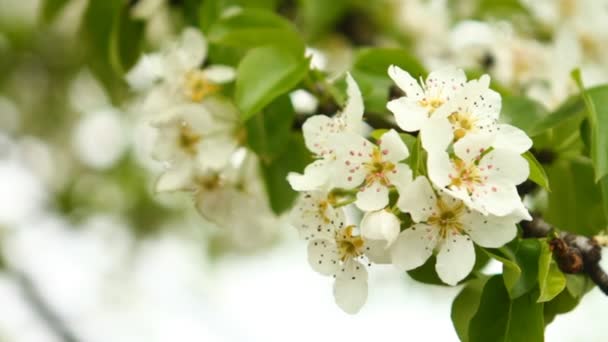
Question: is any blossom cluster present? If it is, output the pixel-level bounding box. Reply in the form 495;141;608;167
126;28;278;250
288;67;533;313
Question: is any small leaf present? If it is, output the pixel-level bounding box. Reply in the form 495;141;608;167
572;70;608;182
41;0;71;23
469;275;544;342
110;4;145;74
207;9;304;55
523;151;550;190
451;276;490;342
482;248;521;293
529;94;585;137
537;240;566;302
246;95;295;161
501;95;548;136
261;133;311;214
235;46;309;120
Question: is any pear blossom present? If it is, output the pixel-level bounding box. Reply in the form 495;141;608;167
427;134;529;216
331;129;412;211
150;100;239;182
290;191;346;240
126;28;235;113
424;74;532;153
391;177;529;285
387;65;466;132
287;73;364;191
307;219;387;314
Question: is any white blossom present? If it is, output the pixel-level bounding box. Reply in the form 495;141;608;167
287;73;364;191
332;129;412;211
427;134;529;216
387;65;466;132
391;177;529;285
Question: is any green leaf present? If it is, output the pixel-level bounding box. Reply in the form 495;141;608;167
483;248;522;293
199;0;279;31
500;95;548;136
469;275;544;342
207;9;304;55
572;71;608;182
529;94;585;137
352;48;425;113
235;46;309;120
246;95;295;161
473;0;531;19
41;0;70;23
261;133;311;214
545;158;607;236
544;274;594;325
523;151;550;190
451;276;490;342
537;240;566;302
110;4;145;74
299;0;349;41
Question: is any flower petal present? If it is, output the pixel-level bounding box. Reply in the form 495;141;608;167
473;180;522;217
332;134;373;189
435;233;475;285
379;129;409;162
308;238;341;276
333;259;368;314
356;181;389;211
388;65;424;99
154;165;194;192
397;176;436;222
480;149;529;185
364;239;391;264
493;124;532;154
290;191;345;240
387;97;428;132
390;224;438;271
462;210;517;248
387;163;413;194
342;73;364;131
302;114;334;155
360;210;401;246
453;133;494;163
203;65;236;84
421;115;454;153
287;159;331;191
427;152;452;187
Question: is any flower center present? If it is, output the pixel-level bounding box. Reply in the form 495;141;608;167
194;172;222;191
449;159;484;193
427;198;465;238
336;225;365;261
183;70;219;102
418;97;444;115
178;122;202;156
448;111;476;140
363;148;395;187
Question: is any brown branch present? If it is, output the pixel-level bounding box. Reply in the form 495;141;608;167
521;217;608;295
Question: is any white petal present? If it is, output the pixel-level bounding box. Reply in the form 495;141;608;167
386;163;413;193
493;124;532;154
462;210;517;248
364;239;391;264
421;116;454;153
307;239;340;276
342;73;364;131
154;165;193;192
125;53;163;91
203;65;236;84
302;115;334;155
480;149;529;185
178;28;207;69
287;159;330;191
333;259;368;314
379;129;409;162
197;135;237;170
387;65;424;99
425;68;467;101
390;224;438;271
473;181;522;216
331;134;373;189
397;176;436;222
435;233;475;285
360;210;400;245
427;152;452;187
356;181;389;211
387;98;428;132
453;133;494;163
290;191;345;240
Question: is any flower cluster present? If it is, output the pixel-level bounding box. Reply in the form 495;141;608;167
288;67;532;313
127;29;278;250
